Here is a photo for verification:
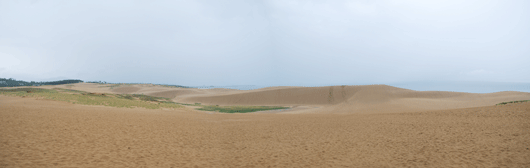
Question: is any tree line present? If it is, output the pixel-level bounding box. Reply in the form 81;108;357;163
0;78;83;87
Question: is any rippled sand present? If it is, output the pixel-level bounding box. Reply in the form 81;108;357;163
1;94;529;167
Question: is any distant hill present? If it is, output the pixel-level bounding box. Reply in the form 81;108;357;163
0;78;83;87
85;81;191;88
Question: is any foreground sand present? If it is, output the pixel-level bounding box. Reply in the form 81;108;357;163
1;95;529;167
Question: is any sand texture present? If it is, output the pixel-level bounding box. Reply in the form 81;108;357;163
1;83;530;167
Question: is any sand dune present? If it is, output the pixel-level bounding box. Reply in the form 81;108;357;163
3;83;529;167
111;86;141;94
178;85;530;113
37;83;530;114
1;95;529;167
148;90;204;99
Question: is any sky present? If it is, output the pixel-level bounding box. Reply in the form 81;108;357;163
1;0;529;86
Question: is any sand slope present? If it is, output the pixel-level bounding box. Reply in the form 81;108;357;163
32;83;530;114
112;86;141;94
1;95;529;167
180;85;530;113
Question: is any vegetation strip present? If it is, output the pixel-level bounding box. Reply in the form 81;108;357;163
0;88;182;109
0;88;289;113
196;105;289;113
89;82;191;88
0;78;82;87
496;100;529;105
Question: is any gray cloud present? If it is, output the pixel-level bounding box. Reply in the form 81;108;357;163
1;0;529;85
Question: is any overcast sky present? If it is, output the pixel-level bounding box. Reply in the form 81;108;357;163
1;0;529;86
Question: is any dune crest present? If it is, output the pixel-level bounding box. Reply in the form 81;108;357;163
179;85;530;113
35;83;530;114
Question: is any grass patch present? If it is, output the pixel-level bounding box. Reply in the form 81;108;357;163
196;105;289;113
0;88;182;109
54;88;86;93
131;94;170;101
0;88;288;113
496;100;530;105
116;94;134;100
